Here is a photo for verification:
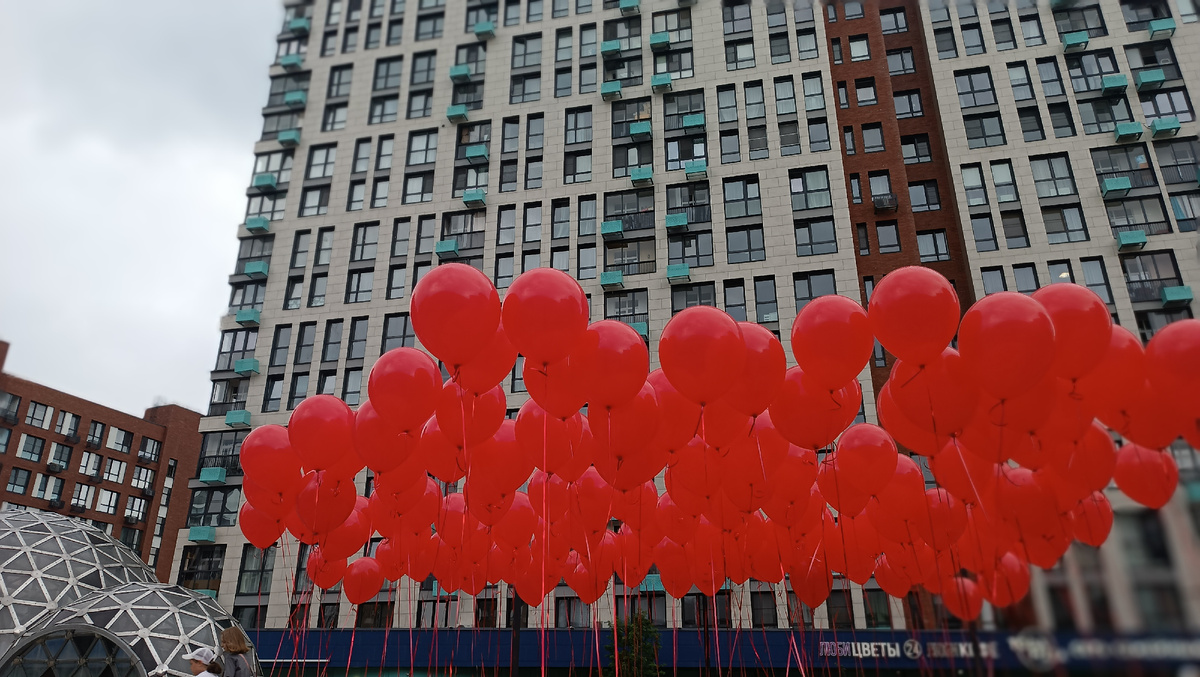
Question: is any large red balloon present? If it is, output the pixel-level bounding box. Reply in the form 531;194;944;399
768;367;862;450
762;449;818;526
588;381;661;458
289;395;356;473
411;262;501;366
367;347;441;430
647;369;702;451
420;417;468;483
242;475;300;520
889;349;979;437
455;322;519;395
501;268;590;365
929;439;999;508
1032;283;1113;380
940;576;984;621
435;381;505;446
1113;444;1179;509
791;294;873;390
659;306;746;405
868;266;960;364
494;491;538;548
982;552;1030;608
468;420;532;493
1069;492;1114;547
1146;319;1200;418
523;356;587;418
240;425;302;492
238;503;285;549
915;488;967;551
571;320;650;409
816;457;870;515
528;470;569;522
307;547;347;589
322;508;373;559
1075;325;1146;412
721;323;787;416
354;401;417;473
515;401;580;474
836;424;898;496
876;385;950;456
344;557;385;604
958;292;1056;399
294;471;358;535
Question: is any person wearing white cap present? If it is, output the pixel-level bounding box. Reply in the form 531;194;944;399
182;647;224;677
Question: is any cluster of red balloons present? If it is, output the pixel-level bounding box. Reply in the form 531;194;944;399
237;264;1198;617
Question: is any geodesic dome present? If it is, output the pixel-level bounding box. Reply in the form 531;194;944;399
0;510;157;656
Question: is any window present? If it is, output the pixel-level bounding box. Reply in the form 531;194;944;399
795;218;836;256
512;35;542;69
1170;193;1200;232
832;38;843;65
322;321;344;363
1079;96;1134;135
1043;205;1090;243
403;173;434;203
382;314;416;352
789;168;831;210
854;78;877;107
724;280;747;321
793;271;836;311
93;489;119;515
754;277;779;324
1109;196;1170;235
54;411;80;437
909;181;941;212
719;130;741;164
1067;50;1119;93
1022;15;1046;45
406;130;438;166
604;239;655;275
894;90;922;118
956;70;995;109
1048;260;1075;284
407;91;432;119
510;74;541;103
1093;144;1157;189
1011;264;1039;295
727;225;765;263
862;124;884;153
1126;41;1181;82
6;468;29;495
1142;89;1195;123
103;458;127;483
346;270;374;303
1002;212;1031;248
288;373;309;409
994;18;1017;50
667;231;714;268
416;13;443;39
887;49;915;76
808;119;830;152
982;267;1008;295
935;28;958;59
524;203;542;242
963;24;985;55
1031;155;1076;197
780;122;802;156
307;145;337;180
215;329;258;371
16;435;44;462
725;39;755;70
1008;63;1034;102
717;86;738;123
723;0;753;33
1019;107;1046;142
877;222;900;253
881;8;908;33
965;113;1006;148
848;35;869;61
918;230;951;262
844;127;856;155
369;95;399;124
1047;103;1076;138
300;186;330;216
321;104;348;132
347;180;367;211
990;160;1019;202
770;34;791;64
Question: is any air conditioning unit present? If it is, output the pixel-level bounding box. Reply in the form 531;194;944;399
69;504;86;513
124;515;140;525
85;439;100;450
48;499;65;510
65;433;81;444
141;486;155;497
873;193;899;211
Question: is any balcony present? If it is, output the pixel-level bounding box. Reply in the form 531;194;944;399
1148;17;1176;38
284;90;308;109
243;261;269;279
463;189;486;207
630;121;652;141
474;20;496;40
188;526;217;544
1127;277;1183;303
233;358;260;376
279;54;304;71
225;409;252;428
601;81;623;100
199;467;228;485
450;64;472;83
630;166;654;186
46;462;64;474
84;438;101;450
651;73;673;93
465;144;489;164
600;270;625;289
682;113;705;130
277;129;301;147
1101;176;1132;198
447;104;469;123
601;40;623;58
245;216;270;233
287;17;311;34
873;193;899;211
199;453;243;476
606;260;656;276
666;264;690;283
83;471;102;485
1114;122;1144;142
1136;68;1167;91
665;213;689;230
235;308;261;327
601;220;624;239
1116;229;1148;251
620;0;640;15
252;173;278;192
1150;117;1181;138
1062;31;1089;51
629;321;649;338
1101;74;1127;95
1162;285;1194;307
435;239;460;259
48;499;64;510
123;515;141;525
64;433;80;444
685;159;707;179
650;32;670;51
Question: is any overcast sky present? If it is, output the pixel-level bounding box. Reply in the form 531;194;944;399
0;1;283;416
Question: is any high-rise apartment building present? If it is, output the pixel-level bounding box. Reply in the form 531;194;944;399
171;0;1200;669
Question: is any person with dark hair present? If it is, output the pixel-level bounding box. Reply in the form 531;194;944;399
217;627;260;677
183;647;223;677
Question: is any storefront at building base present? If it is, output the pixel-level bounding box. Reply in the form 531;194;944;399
250;628;1200;675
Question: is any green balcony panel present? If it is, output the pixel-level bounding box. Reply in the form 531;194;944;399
1187;481;1200;502
235;308;261;327
224;410;251;428
465;144;489;164
463;189;487;207
243;261;269;279
199;467;227;485
449;64;472;82
188;526;217;544
283;90;308;109
233;358;260;376
601;40;623;56
685;159;707;179
666;263;690;283
1151;116;1181;138
651;73;673;92
630;321;649;338
244;216;270;233
1148;17;1176;38
1114;122;1144;142
600;270;625;289
277;129;301;146
474;20;496;39
620;0;640;14
1116;229;1148;251
435;239;461;259
252;173;278;192
601;220;624;239
640;573;664;592
1136;68;1167;91
1100;74;1127;94
1101;176;1132;197
1162;285;1194;307
447;104;469;123
682;113;705;130
279;54;304;71
288;17;311;34
664;213;688;230
601;81;623;100
649;32;671;51
630;166;654;186
1062;31;1089;51
629;121;652;140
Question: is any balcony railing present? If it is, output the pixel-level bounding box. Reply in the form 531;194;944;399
1160;164;1198;185
198;454;244;476
668;204;712;224
1126;276;1183;302
1132;63;1181;82
1112;221;1172;236
604;260;657;275
608;313;650;327
1094;168;1157;188
440;231;486;250
607;211;656;232
207;401;248;417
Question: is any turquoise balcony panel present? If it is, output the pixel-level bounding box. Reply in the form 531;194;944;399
288;17;311;34
1162;285;1193;307
235;308;261;327
629;121;652;140
284;90;308;108
199;467;227;485
435;239;461;259
664;213;688;230
277;129;301;146
243;261;269;279
630;321;649;337
666;263;690;283
465;144;489;164
1135;68;1167;90
233;358;260;376
1062;31;1088;50
651;73;673;92
224;410;251;428
450;64;472;82
463;189;487;207
682;113;705;130
630;166;654;186
1100;74;1127;94
1114;122;1144;142
1101;176;1132;198
244;216;270;233
252;173;278;192
188;526;217;544
1148;17;1176;38
1151;116;1181;138
447;104;469;122
600;270;624;289
279;54;304;70
685;159;707;179
601;220;624;239
620;0;640;14
1116;229;1148;251
601;40;623;56
650;32;670;51
601;81;623;100
474;20;496;39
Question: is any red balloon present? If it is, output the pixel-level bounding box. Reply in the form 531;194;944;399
876;385;950;456
238;503;284;549
788;550;834;609
768;367;862;450
1113;444;1179;509
916;488;967;551
940;576;984;621
865;455;927;544
873;553;913;598
699;399;752;449
1049;422;1116;496
374;538;406;581
836;424;898;496
722;323;787;416
322;508;373;559
816;457;870;515
436;381;506;446
410;262;501;367
528;470;569;522
762;448;818;526
289;395;356;474
588;381;660;458
494;491;538;548
455;322;519;395
285;509;318;545
1146;319;1200;418
523;356;587;418
568;468;614;533
929;439;1000;508
647;369;703;451
1032;283;1113;380
294;471;358;535
657;492;699;545
468;420;531;493
242;474;301;520
868;266;960;364
420;417;468;483
367;347;441;431
658;306;746;405
515;401;579;474
959;292;1057;399
1069;492;1114;547
571;320;650;409
1075;325;1146;412
792;294;873;391
239;425;302;492
501;267;590;365
343;557;385;604
463;478;516;526
397;478;442;538
982;552;1030;608
307;547;347;590
889;348;980;437
1103;380;1187;450
354;401;417;473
